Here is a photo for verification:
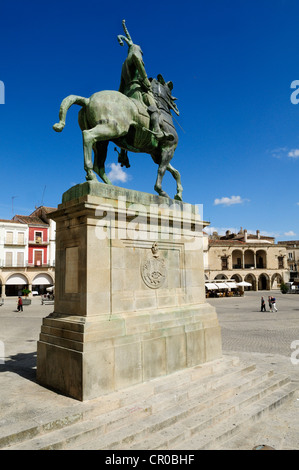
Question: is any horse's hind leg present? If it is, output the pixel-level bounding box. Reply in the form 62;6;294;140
82;126;100;181
93;141;111;184
154;166;170;198
154;147;174;198
167;163;183;201
83;121;128;183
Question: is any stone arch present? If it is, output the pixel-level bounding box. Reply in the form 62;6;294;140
5;273;30;297
0;274;4;297
271;273;283;289
258;273;270;290
32;273;54;296
244;273;257;291
214;274;228;280
244;249;255;269
232;250;243;269
231;273;242;283
256;249;267;269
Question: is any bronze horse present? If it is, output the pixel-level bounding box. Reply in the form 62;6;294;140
53;21;183;201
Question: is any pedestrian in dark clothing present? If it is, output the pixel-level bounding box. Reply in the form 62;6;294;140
17;297;23;312
261;297;266;312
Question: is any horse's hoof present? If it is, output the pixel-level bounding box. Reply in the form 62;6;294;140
174;194;183;202
53;122;64;132
85;171;97;182
160;192;170;198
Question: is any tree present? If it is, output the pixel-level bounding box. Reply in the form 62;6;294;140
280;282;289;294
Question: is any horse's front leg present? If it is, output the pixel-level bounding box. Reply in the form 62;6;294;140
154;161;170;198
167;163;183;201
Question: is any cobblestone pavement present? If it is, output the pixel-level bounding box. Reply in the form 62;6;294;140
209;290;299;358
1;293;299;450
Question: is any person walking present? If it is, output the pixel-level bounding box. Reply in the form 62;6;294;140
261;296;266;312
17;296;23;312
271;296;278;312
268;296;273;312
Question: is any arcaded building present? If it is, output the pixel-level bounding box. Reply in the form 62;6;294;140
205;228;289;290
0;206;56;297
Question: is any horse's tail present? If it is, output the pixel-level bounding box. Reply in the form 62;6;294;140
53;95;89;132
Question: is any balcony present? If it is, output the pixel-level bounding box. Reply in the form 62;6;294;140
26;262;55;268
28;239;49;245
4;241;26;247
0;261;55;268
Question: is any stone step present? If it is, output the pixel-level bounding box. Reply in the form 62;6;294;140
177;381;298;450
0;356;245;450
55;365;276;450
77;366;274;451
0;356;236;449
110;372;290;450
2;356;296;451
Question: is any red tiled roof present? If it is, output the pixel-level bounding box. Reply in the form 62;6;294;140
13;215;48;226
0;218;24;224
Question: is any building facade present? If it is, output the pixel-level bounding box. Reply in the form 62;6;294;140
278;240;299;288
205;228;289;291
0;206;56;297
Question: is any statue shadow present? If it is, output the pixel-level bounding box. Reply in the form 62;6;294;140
0;345;37;382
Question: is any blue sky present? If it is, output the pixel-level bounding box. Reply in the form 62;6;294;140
0;0;298;240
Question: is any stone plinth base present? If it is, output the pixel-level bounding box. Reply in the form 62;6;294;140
37;183;222;401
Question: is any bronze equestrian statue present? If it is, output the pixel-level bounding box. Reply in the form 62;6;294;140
53;20;183;201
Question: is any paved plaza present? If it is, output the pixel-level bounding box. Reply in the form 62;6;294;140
0;291;299;450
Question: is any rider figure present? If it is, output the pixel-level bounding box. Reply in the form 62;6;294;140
118;20;164;140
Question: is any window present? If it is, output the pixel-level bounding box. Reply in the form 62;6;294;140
278;256;284;269
17;232;25;245
35;231;42;243
5;231;13;244
17;252;24;267
289;252;293;260
221;257;228;270
5;252;12;266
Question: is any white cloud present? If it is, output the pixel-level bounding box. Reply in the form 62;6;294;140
284;231;296;236
270;147;288;159
288;149;299;158
107;163;130;183
213;195;248;206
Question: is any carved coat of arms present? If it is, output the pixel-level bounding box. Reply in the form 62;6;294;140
141;243;166;289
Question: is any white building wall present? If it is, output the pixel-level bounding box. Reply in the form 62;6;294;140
0;221;28;267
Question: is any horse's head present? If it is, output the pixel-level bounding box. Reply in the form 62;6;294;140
153;75;180;116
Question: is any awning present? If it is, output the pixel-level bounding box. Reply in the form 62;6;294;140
32;274;53;285
205;283;219;290
6;274;28;285
236;281;252;287
215;282;229;289
225;281;238;289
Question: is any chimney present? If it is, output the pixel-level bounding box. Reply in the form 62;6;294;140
244;229;247;242
256;230;260;239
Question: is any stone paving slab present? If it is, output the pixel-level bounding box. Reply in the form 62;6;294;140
0;293;299;450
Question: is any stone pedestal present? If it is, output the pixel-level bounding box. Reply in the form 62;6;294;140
36;182;222;401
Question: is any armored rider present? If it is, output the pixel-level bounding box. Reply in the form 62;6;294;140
117;20;164;140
